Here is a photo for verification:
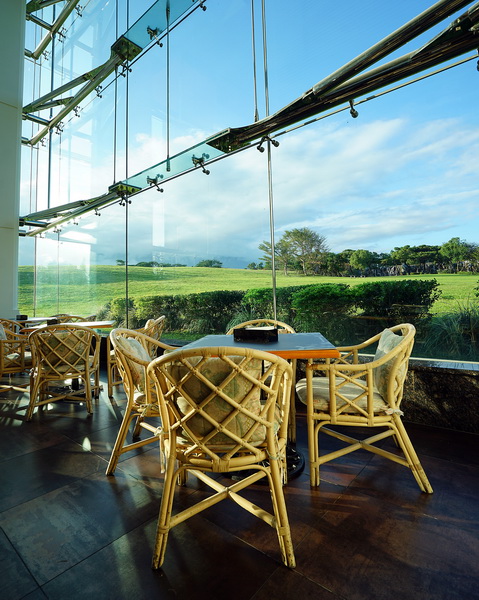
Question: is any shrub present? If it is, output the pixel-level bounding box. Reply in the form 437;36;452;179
291;283;355;315
96;297;139;327
241;288;274;317
290;283;356;336
352;279;441;318
135;295;188;330
241;285;319;326
420;300;479;360
181;290;244;333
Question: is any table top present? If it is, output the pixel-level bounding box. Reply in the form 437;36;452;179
180;332;340;360
16;317;50;324
22;320;115;333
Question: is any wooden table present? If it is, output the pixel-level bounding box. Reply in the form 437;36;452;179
179;331;339;480
179;332;340;360
17;317;51;325
21;320;115;333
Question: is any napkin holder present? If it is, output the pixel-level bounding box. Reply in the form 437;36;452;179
233;326;278;344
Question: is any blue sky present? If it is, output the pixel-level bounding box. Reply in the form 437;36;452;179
23;0;479;267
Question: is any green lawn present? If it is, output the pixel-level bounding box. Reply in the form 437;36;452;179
18;265;479;316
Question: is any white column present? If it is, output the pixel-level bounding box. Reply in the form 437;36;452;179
0;1;25;318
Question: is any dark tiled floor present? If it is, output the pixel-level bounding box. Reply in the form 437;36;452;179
1;371;478;600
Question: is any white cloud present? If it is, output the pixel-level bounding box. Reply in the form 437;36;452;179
36;113;479;266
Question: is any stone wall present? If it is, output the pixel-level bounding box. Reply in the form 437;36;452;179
403;359;479;434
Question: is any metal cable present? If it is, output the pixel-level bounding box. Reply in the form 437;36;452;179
261;0;277;321
166;1;171;171
251;0;259;122
125;0;130;327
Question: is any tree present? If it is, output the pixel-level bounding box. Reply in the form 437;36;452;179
195;259;222;268
390;245;414;265
282;227;329;275
258;241;273;270
409;245;441;266
349;249;376;271
376;252;393;266
440;237;477;265
116;259;125;266
135;261;160;267
322;252;346;276
275;238;294;275
246;262;258;270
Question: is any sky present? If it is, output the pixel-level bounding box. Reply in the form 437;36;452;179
21;0;479;267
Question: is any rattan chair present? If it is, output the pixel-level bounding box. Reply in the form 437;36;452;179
0;318;25;334
295;323;433;493
147;345;295;569
106;327;175;475
106;316;166;397
227;318;298;441
49;314;96;323
0;323;32;393
26;324;101;421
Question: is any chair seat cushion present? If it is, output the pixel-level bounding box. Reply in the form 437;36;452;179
373;328;404;398
38;356;96;375
296;376;388;413
41;330;88;368
114;336;150;392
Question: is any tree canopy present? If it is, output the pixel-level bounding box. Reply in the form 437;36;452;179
195;259;222;268
257;235;479;276
259;227;329;276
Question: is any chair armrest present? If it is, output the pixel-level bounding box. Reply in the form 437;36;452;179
142;334;177;354
0;337;27;354
307;359;373;375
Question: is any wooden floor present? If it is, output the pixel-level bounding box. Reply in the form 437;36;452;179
1;370;478;600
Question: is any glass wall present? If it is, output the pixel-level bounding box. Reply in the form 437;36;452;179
19;1;479;360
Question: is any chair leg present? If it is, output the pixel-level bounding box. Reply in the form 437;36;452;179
106;408;135;475
288;358;297;443
392;417;433;493
152;452;178;569
93;366;101;398
83;375;93;414
26;374;41;421
132;415;144;439
107;363;115;397
268;454;296;568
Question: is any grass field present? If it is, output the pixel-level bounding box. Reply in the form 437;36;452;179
18;265;479;316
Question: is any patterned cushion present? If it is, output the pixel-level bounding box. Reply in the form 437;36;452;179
0;324;6;340
40;331;88;370
168;356;266;445
373;328;404;398
114;336;150;392
296;376;388;413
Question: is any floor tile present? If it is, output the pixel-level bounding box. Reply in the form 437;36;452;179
0;528;39;600
0;470;159;586
0;439;106;512
293;486;479;600
42;517;280;600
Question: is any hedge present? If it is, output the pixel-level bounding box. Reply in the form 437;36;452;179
99;279;441;340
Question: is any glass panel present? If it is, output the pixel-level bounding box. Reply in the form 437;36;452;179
122;138;225;191
124;0;201;50
19;0;479;362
